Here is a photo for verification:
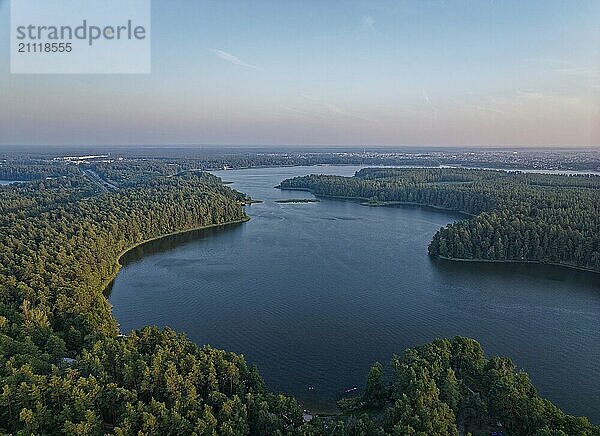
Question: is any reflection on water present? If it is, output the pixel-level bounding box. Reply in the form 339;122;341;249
432;257;598;289
109;166;600;422
120;225;245;266
106;225;245;296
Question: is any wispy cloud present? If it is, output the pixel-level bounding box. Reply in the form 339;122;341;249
554;67;600;78
422;89;432;105
419;88;442;120
516;90;582;105
470;104;517;117
525;57;600;79
467;89;587;122
300;94;373;121
361;15;376;29
524;57;573;66
360;15;383;36
208;49;262;70
326;103;369;120
315;14;382;40
279;105;325;120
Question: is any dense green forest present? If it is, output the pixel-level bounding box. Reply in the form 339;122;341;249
0;163;598;434
0;160;80;181
314;336;598;436
279;168;600;272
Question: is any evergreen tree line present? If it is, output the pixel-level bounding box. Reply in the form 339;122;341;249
0;166;597;434
0;172;277;434
279;168;600;271
317;337;598;435
0;162;80;181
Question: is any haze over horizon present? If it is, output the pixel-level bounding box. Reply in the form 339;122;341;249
1;0;599;148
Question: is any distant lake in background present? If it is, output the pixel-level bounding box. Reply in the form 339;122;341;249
109;166;600;423
0;180;24;185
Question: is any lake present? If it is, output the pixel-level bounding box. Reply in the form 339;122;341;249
109;166;600;422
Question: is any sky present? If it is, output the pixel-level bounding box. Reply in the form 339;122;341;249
0;0;599;147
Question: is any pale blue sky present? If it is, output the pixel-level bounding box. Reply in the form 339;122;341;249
0;0;599;147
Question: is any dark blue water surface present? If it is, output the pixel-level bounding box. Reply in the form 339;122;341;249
109;166;600;422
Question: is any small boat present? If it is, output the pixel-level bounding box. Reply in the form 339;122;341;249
344;387;358;393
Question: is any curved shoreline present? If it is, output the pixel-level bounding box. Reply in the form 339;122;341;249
277;186;475;216
101;216;251;295
104;172;599;423
359;200;475;216
278;186;599;275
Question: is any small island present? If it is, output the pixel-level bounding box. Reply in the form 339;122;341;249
275;198;320;203
361;198;403;207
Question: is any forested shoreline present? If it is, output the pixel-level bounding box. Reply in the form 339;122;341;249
0;164;598;434
0;171;297;434
279;168;600;273
102;216;250;296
